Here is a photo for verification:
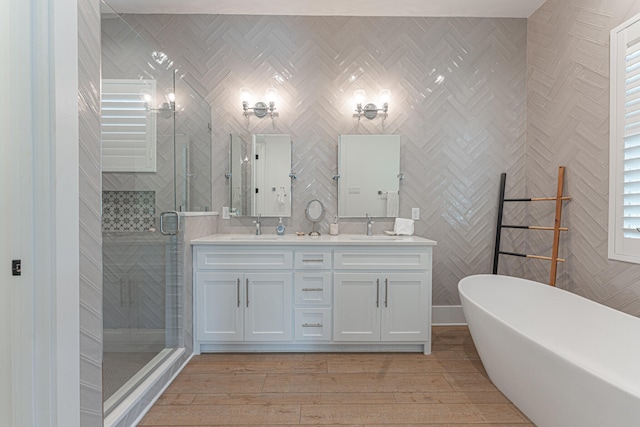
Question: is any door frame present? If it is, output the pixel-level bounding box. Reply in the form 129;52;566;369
2;0;81;425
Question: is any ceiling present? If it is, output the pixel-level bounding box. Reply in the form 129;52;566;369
104;0;546;18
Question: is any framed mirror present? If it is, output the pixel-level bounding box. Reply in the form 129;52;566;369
337;134;401;218
228;133;292;217
305;199;325;236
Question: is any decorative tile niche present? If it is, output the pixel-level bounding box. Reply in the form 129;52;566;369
102;190;156;232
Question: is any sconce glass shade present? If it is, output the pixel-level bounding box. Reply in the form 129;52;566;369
379;89;390;104
265;87;278;103
239;87;251;103
353;89;366;104
165;91;176;103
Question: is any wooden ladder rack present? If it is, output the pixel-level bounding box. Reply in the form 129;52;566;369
492;166;570;286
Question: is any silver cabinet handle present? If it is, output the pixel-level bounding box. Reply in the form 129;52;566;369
302;288;323;292
302;258;324;263
376;279;380;308
384;278;388;308
237;278;240;308
302;323;323;328
246;278;249;308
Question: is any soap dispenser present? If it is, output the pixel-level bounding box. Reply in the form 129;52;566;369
276;217;285;236
329;216;339;235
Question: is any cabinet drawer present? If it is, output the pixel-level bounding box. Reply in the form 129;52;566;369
196;248;293;270
294;308;331;341
294;272;332;305
294;250;332;270
334;249;431;270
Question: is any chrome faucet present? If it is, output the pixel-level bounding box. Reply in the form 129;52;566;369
366;213;374;236
253;214;262;235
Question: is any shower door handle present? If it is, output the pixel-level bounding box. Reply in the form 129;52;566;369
160;211;181;235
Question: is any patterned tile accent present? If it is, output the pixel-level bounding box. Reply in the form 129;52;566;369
78;0;103;424
115;14;528;306
102;190;156;232
527;0;640;316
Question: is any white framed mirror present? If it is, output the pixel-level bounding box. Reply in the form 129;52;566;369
229;133;292;217
337;134;401;218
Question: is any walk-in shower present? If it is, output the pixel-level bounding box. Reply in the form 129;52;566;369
100;1;212;419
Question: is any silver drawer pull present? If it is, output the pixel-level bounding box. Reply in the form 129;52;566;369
302;323;323;328
302;288;323;292
302;258;324;263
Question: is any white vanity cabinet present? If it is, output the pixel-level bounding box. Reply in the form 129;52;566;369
194;247;293;347
192;235;435;354
333;250;431;346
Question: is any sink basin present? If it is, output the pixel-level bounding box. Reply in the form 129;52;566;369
349;235;404;241
230;236;282;241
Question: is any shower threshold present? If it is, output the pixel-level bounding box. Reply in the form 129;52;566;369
103;347;183;422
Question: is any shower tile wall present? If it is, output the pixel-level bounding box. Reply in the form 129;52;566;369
527;0;640;316
115;15;528;305
78;0;103;424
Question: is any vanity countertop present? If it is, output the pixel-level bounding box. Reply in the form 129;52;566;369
191;233;437;246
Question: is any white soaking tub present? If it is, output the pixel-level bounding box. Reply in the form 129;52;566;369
458;274;640;427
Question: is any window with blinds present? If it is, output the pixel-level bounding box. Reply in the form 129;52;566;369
101;79;157;173
610;15;640;263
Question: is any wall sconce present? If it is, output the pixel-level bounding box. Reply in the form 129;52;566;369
354;89;390;120
143;92;176;117
241;87;277;118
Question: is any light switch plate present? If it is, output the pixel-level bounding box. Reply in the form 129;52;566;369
411;207;420;220
222;206;230;220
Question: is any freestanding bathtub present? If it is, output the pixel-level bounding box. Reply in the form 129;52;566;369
459;274;640;427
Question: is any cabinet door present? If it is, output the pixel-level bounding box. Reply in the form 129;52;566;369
333;273;381;341
245;273;293;341
195;272;244;341
381;273;429;342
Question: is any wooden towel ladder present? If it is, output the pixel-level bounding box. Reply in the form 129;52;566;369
492;166;570;286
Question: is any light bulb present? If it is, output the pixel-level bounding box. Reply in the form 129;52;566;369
166;92;176;103
354;89;366;104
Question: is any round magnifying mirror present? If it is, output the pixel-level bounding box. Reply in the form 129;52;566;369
305;199;325;236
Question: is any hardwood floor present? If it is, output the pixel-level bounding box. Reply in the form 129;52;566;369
139;326;534;426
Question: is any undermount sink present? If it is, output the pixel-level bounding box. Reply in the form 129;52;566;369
230;235;282;241
349;235;404;241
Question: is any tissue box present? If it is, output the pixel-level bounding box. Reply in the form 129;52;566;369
393;218;414;235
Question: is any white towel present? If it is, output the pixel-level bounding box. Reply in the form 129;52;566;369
386;191;399;217
393;218;414;235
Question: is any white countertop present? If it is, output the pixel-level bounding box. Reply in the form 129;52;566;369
191;233;437;246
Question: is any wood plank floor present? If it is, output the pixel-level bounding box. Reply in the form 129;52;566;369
139;326;534;426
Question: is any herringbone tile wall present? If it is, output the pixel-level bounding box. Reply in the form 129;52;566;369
117;14;528;305
527;0;640;316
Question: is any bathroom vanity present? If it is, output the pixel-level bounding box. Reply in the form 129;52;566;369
192;234;436;354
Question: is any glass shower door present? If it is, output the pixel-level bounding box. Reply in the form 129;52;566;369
101;2;182;415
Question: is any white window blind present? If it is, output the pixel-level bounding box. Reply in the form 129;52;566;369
609;15;640;263
101;79;157;172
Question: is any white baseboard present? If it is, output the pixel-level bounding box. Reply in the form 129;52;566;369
432;305;466;325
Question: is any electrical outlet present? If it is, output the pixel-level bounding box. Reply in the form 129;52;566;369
411;207;420;220
222;206;230;220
